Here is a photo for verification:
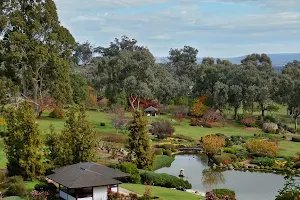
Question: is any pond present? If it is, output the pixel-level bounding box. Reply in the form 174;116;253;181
155;154;296;200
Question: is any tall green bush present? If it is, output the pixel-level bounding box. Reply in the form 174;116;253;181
114;162;141;184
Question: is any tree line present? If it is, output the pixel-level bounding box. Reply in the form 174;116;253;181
1;1;300;127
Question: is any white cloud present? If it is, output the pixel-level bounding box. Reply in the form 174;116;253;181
53;0;300;57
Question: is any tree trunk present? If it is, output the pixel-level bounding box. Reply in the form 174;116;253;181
261;109;265;117
295;117;298;130
116;129;118;135
251;102;254;115
234;106;238;120
33;81;39;116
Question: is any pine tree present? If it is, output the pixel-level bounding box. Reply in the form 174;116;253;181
5;102;45;179
53;105;96;166
126;111;154;170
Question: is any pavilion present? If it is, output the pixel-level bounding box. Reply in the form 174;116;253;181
144;106;158;116
47;162;129;200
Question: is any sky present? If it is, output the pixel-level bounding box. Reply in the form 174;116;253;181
53;0;300;58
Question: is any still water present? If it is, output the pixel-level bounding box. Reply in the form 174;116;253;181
156;154;292;200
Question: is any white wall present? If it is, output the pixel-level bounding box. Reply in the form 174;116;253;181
111;185;118;193
78;197;92;200
93;186;107;200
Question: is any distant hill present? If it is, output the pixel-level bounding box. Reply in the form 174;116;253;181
155;53;300;71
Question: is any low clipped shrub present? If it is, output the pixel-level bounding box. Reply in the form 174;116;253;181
140;171;192;189
154;148;163;155
212;189;236;200
160;144;176;152
222;147;236;154
292;137;300;143
163;150;172;157
251;157;274;167
5;176;26;197
114;162;141;183
172;134;194;142
49;107;65;119
100;122;106;126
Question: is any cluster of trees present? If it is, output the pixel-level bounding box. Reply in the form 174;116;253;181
0;0;88;115
74;37;300;128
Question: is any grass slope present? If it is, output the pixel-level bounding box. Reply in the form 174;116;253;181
121;184;203;200
278;141;300;157
153;155;175;170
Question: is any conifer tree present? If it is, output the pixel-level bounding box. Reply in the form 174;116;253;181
5;102;45;179
126;111;154;170
52;105;96;166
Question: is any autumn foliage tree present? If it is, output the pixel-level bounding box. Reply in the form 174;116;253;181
201;134;225;157
245;139;279;157
192;96;209;118
110;106;128;134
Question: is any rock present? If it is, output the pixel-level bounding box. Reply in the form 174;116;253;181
262;123;278;133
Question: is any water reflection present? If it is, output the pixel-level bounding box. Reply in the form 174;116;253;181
202;168;225;188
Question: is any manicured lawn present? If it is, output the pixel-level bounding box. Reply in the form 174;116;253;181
25;180;41;192
0;138;7;168
38;111;116;134
121;184;203;200
3;197;23;200
172;119;262;140
153;155;175;170
278;141;300;157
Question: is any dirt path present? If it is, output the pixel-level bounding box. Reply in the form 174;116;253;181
119;187;141;197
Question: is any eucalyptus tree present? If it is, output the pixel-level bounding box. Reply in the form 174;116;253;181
1;0;75;114
73;41;94;66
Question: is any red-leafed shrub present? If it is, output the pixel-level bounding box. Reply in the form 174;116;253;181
49;107;65;119
150;120;175;139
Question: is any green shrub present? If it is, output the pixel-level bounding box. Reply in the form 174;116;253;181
163;150;172;157
294;162;300;169
214;154;233;165
264;115;276;123
5;176;26;197
114;162;141;183
212;189;236;200
222;147;236;154
292;137;300;142
251;157;274;167
140;171;192;189
154;148;163;155
49;107;65;119
153;155;175;170
215;133;225;137
100;122;106;126
34;182;57;193
172;134;194;142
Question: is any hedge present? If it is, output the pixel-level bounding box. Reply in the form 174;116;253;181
292;137;300;142
139;171;192;189
251;157;274;167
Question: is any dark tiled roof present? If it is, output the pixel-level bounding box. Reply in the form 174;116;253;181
144;106;158;112
47;162;129;188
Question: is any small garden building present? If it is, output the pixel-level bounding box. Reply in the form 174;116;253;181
144;106;158;116
47;162;129;200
